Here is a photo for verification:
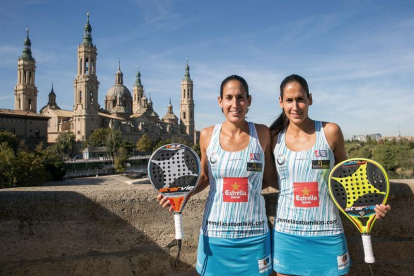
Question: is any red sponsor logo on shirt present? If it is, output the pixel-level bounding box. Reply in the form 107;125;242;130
223;177;248;202
293;182;319;207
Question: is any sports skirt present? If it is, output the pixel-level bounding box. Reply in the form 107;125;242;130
196;232;272;276
272;230;351;276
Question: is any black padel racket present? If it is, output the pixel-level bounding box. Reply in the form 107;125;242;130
328;158;389;264
148;144;201;266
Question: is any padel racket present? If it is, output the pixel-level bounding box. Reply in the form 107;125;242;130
148;143;201;266
328;158;389;264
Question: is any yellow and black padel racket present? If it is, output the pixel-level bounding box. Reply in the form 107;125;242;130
328;158;389;264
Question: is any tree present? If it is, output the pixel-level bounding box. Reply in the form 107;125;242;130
39;148;66;181
153;139;171;151
0;142;16;188
0;131;19;151
88;128;111;147
54;132;75;158
105;129;122;159
114;147;129;173
192;143;201;158
120;140;134;155
136;134;153;153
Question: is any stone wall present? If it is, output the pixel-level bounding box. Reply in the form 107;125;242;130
0;177;413;276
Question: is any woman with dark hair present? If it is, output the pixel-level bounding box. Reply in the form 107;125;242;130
158;75;277;276
270;74;391;276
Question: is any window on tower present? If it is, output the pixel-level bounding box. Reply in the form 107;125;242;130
28;99;31;110
90;91;93;104
85;58;89;74
80;58;83;74
23;70;27;84
183;112;186;120
79;91;82;103
29;71;32;84
91;59;94;74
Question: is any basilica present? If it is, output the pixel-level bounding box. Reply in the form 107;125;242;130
11;13;197;146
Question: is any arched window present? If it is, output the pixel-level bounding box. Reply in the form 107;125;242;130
29;71;32;84
90;91;93;103
79;91;82;103
28;99;31;110
91;59;94;74
183;112;186;120
23;70;27;84
80;58;83;74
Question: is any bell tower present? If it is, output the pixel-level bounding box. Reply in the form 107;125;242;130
133;65;144;112
180;58;195;138
73;12;99;141
14;27;38;112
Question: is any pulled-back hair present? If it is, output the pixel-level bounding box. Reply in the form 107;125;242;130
269;74;310;135
220;75;250;98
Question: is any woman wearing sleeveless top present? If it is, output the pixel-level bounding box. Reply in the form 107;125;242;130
158;75;277;276
269;74;391;276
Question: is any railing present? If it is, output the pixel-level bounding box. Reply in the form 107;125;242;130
64;155;151;164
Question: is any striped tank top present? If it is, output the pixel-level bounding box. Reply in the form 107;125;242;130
201;122;269;239
274;121;344;236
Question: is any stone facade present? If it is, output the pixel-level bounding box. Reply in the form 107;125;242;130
34;13;197;145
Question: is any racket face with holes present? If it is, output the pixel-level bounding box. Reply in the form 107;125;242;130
328;158;389;234
148;144;201;213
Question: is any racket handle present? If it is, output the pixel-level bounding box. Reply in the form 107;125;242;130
362;234;375;263
174;213;184;240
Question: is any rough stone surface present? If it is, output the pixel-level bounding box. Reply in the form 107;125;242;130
0;176;413;276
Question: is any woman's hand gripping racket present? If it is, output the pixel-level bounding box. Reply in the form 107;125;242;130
328;158;389;264
148;144;201;267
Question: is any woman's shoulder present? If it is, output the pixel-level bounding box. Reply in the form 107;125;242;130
201;125;215;136
322;121;342;136
253;123;270;134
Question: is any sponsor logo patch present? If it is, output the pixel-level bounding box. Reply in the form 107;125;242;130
258;254;272;273
247;162;263;172
276;154;286;165
209;152;218;164
314;150;327;157
250;153;261;160
223;177;248;202
337;252;350;270
312;160;330;169
293;182;319;207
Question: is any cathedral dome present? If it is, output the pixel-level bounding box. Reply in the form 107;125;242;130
105;84;132;99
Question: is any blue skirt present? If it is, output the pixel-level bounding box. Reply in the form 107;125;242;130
272;231;351;276
196;232;272;276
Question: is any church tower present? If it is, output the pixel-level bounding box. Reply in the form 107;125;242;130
133;65;144;112
14;28;38;112
180;58;195;137
73;12;99;141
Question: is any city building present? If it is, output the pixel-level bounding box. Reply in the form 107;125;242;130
2;13;197;149
40;13;197;145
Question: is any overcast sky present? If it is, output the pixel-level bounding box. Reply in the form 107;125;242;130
0;0;413;139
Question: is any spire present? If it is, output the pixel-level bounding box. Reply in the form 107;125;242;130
115;59;123;85
50;83;55;95
134;65;143;87
21;27;34;60
148;92;152;104
83;12;93;46
183;58;191;81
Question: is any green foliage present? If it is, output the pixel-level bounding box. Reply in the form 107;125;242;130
105;129;122;159
153;139;172;151
54;132;75;159
114;147;128;173
0;142;16;188
192;143;201;158
120;140;134;155
136;134;153;153
0;131;18;152
39;148;66;181
88;128;111;147
345;140;414;177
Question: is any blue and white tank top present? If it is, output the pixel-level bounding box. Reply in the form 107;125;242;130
201;122;269;239
274;121;344;236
